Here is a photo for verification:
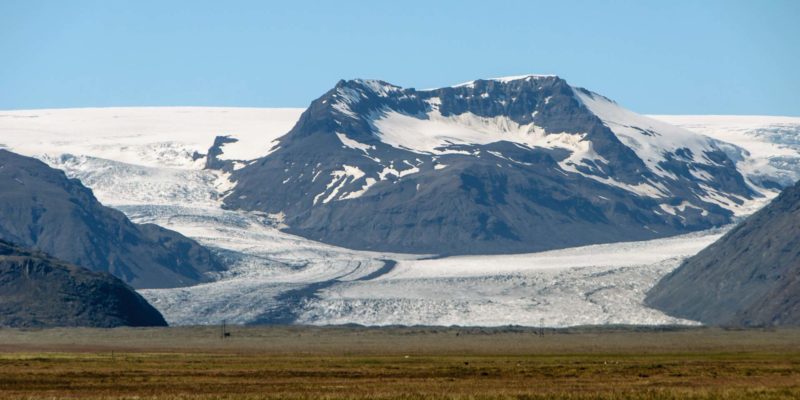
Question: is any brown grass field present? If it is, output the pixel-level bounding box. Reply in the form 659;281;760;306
0;325;798;399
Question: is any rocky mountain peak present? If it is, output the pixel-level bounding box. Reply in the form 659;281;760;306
222;76;756;255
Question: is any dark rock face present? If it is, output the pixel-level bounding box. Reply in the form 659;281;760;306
0;239;167;328
224;76;755;255
205;135;240;171
0;149;224;289
647;180;800;326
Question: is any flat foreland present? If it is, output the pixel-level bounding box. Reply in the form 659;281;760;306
1;325;799;399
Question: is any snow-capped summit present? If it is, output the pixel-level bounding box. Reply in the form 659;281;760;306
223;76;757;255
454;73;558;87
343;79;403;97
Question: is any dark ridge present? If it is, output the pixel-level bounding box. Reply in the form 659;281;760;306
647;180;800;326
0;239;167;328
0;149;225;289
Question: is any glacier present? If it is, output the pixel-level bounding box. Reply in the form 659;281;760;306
0;107;798;326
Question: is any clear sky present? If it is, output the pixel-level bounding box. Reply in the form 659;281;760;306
1;0;798;115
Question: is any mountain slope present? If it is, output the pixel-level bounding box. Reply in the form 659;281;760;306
0;239;167;328
646;179;800;326
651;115;800;192
0;149;224;289
224;75;755;255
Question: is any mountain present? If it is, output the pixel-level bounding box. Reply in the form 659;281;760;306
0;239;166;328
646;179;800;327
223;75;756;255
0;149;224;289
0;107;795;327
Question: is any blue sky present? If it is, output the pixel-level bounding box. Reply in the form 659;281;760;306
1;0;798;115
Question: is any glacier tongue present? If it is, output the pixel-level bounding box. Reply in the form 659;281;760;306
47;151;716;327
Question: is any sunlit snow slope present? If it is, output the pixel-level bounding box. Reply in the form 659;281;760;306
0;107;797;326
651;115;800;192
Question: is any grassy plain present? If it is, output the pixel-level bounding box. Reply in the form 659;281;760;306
0;326;798;399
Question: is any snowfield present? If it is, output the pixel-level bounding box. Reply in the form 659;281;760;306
0;107;305;168
0;107;798;326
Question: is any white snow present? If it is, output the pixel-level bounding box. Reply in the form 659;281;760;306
41;153;230;208
377;162;421;180
280;229;723;327
453;74;557;88
575;91;723;181
352;79;401;97
385;230;722;281
141;209;719;327
335;132;375;152
370;108;549;154
314;165;367;204
544;132;605;171
331;87;365;119
340;177;378;200
572;92;793;213
0;107;304;168
2;107;797;327
366;88;759;207
659;201;705;217
650;115;800;192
